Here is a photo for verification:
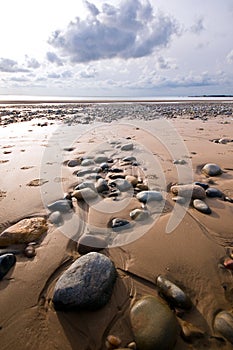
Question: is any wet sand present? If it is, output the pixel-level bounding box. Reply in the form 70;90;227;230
0;107;233;349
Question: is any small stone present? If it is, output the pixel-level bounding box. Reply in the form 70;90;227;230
109;179;132;192
156;275;192;310
202;163;222;176
193;199;211;214
72;188;98;201
127;342;137;349
47;199;73;213
130;209;150;221
130;295;178;350
194;182;209;190
109;168;124;173
223;258;233;270
219;138;230;144
105;335;122;349
173;159;187;165
0;217;47;246
100;162;109;171
206;187;223;198
180;320;205;342
24;245;36;258
81;158;95;166
77;234;107;254
224;196;233;203
125;175;138;187
171;184;206;200
111;218;131;231
74;181;95;191
214;310;233;344
67;159;81;167
136;184;149;191
123;156;137;163
52;252;117;311
48;211;63;226
0;253;16;280
95;155;109;164
95;178;109;193
136;190;163;203
121;143;134;151
172;196;186;204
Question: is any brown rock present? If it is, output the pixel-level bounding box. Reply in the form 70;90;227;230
223;258;233;270
171;184;206;200
0;217;47;246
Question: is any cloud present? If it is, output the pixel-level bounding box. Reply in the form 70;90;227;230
79;66;97;78
190;17;205;35
0;58;30;73
227;49;233;63
46;51;63;66
25;56;40;69
48;0;178;63
156;56;177;70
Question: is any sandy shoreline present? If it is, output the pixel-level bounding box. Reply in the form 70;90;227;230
0;107;233;349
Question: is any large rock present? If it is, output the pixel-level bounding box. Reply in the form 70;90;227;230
0;217;47;246
0;253;16;280
52;252;117;311
171;184;206;200
202;163;222;176
214;310;233;344
130;295;178;350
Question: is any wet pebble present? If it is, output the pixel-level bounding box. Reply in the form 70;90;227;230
173;159;187;165
81;158;95;166
136;190;163;203
72;188;98;201
202;163;222;176
67;159;81;167
206;187;223;198
214;310;233;344
100;162;109;171
105;335;122;349
172;196;186;204
171;184;206;200
111;218;131;231
48;211;64;225
130;208;150;221
95;178;109;193
224;196;233;203
223;258;233;270
24;244;36;258
47;199;73;213
156;275;192;310
130;295;178;350
194;181;209;190
0;253;16;280
52;252;117;311
123;156;137;163
121;143;134;151
193;199;211;214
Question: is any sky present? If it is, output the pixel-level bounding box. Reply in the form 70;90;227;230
0;0;233;97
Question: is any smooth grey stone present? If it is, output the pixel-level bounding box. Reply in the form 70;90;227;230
47;199;73;213
49;211;63;225
173;159;187;165
100;162;109;171
172;196;186;204
193;199;211;214
171;184;206;200
74;181;95;191
76;168;95;177
0;253;16;280
206;187;223;198
109;179;132;192
136;190;163;203
194;182;209;190
95;178;109;193
72;188;98;200
94;155;108;163
202;163;222;176
122;156;137;162
214;311;233;344
121;143;134;151
130;295;178;350
156;275;192;310
111;218;131;231
52;252;117;310
67;159;80;167
81;159;95;166
77;234;107;254
130;209;150;221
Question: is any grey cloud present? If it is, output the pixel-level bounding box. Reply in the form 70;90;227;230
46;51;63;66
190;17;205;34
48;0;178;63
47;70;72;79
25;56;40;69
0;58;30;73
227;49;233;63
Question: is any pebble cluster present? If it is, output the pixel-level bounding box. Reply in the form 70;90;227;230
0;102;232;125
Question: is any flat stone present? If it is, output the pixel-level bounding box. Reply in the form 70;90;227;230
81;158;95;166
171;184;206;200
130;295;178;350
94;155;109;163
193;199;211;214
0;217;47;246
0;253;16;280
67;159;81;167
72;188;98;201
172;196;186;204
121;143;134;151
47;199;73;213
136;190;163;203
130;209;150;221
214;311;233;344
194;182;209;190
109;179;132;192
111;218;131;231
77;234;107;254
122;156;137;162
202;163;222;176
52;252;117;311
74;181;95;191
206;187;223;198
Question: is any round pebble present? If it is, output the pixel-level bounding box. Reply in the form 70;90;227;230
206;187;223;198
24;245;36;258
193;199;211;214
202;163;222;176
105;335;122;349
214;310;233;344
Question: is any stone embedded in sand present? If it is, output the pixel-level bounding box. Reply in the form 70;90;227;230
95;178;109;193
47;199;73;213
48;211;64;226
206;187;223;198
111;218;131;231
67;159;81;167
24;245;36;258
202;163;222;176
223;258;233;270
0;217;47;246
130;209;150;221
100;162;109;171
72;187;98;201
121;143;133;151
109;179;132;192
0;253;16;280
105;335;122;349
136;190;163;203
74;181;95;191
77;234;107;254
125;175;138;187
130;295;178;350
193;199;211;214
95;155;109;164
171;184;206;200
156;275;192;310
52;252;117;311
123;156;137;163
81;158;95;166
136;183;149;191
194;181;209;190
214;311;233;344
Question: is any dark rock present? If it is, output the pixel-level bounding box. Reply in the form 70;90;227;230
108;168;124;173
111;218;131;231
81;158;95;166
130;295;178;350
77;234;107;254
100;162;109;171
214;310;233;344
223;258;233;270
67;159;81;167
206;187;223;198
130;209;150;221
52;252;117;310
193;199;211;214
202;163;222;176
109;179;132;192
121;143;133;151
0;253;16;280
173;159;187;165
122;156;137;163
74;181;95;191
95;178;109;193
136;190;163;203
224;196;233;203
47;199;73;213
94;155;109;164
194;182;209;190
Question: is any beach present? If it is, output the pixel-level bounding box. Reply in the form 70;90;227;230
0;101;233;350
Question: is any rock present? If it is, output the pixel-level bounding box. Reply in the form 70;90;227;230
180;320;205;342
172;196;186;204
52;252;117;311
125;175;138;187
223;258;233;270
49;211;63;226
219;138;230;144
202;163;222;176
194;181;209;190
95;178;109;193
171;184;206;200
156;275;192;310
105;335;122;349
111;218;131;231
127;342;137;349
76;168;95;177
136;183;149;191
121;143;134;151
123;156;137;162
47;199;73;213
100;162;109;171
77;234;107;254
130;295;178;350
94;155;109;164
81;158;95;166
72;188;98;201
0;217;47;246
109;179;132;192
206;187;223;198
67;159;81;167
0;253;16;280
224;196;233;203
74;181;95;191
214;310;233;344
24;245;36;258
136;190;163;203
173;159;187;165
109;168;124;174
193;199;211;214
130;209;150;221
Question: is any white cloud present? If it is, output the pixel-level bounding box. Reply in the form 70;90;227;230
46;52;64;66
190;17;205;35
227;49;233;63
0;58;30;73
48;0;178;63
